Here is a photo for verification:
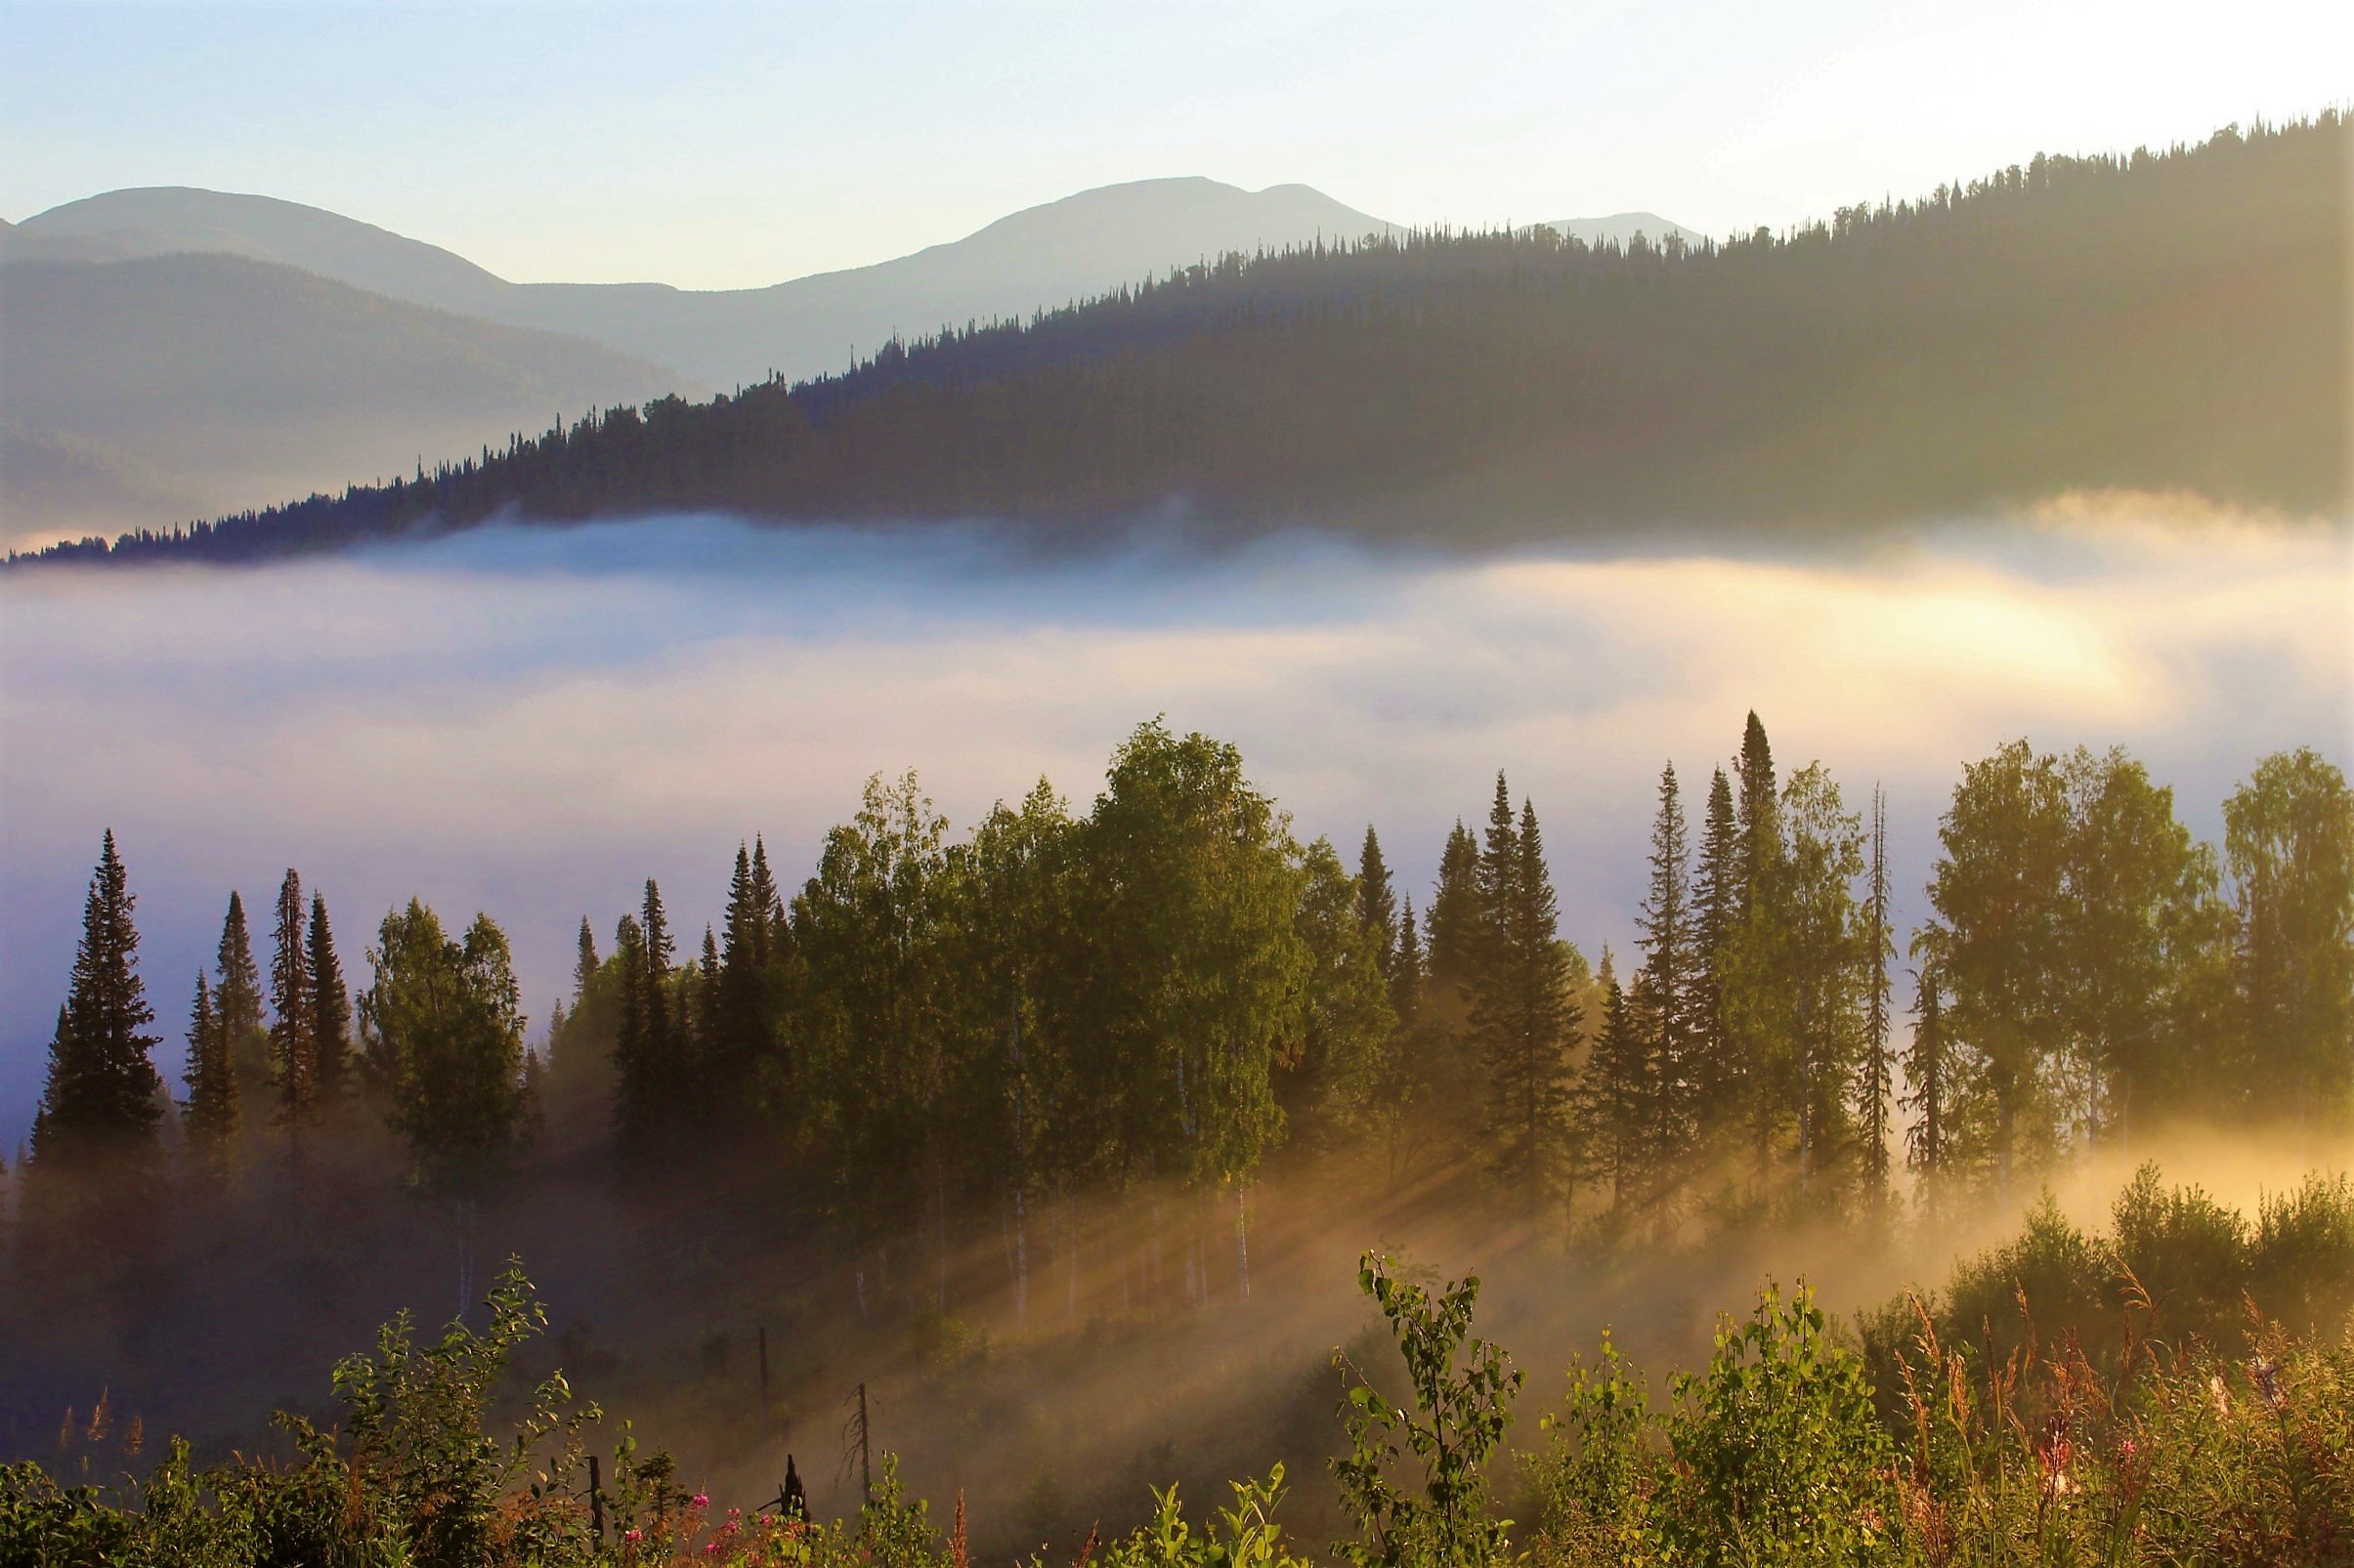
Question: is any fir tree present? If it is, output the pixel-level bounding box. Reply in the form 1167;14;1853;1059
1425;820;1484;998
182;971;239;1181
713;844;771;1102
1902;964;1952;1217
1691;766;1739;1133
1635;763;1697;1181
213;891;268;1095
1356;826;1398;982
309;893;353;1101
269;869;316;1126
1734;712;1779;914
1473;795;1579;1207
1579;952;1643;1209
30;832;163;1172
610;908;659;1150
1854;785;1896;1208
1392;897;1425;1030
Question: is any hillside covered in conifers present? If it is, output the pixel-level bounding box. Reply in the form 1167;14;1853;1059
17;113;2346;567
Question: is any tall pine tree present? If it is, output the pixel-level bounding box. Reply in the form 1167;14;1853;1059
269;869;317;1128
1691;767;1740;1138
30;832;163;1173
1472;792;1579;1208
309;892;352;1102
1854;785;1896;1209
1355;826;1399;984
214;891;268;1097
182;971;239;1183
1634;763;1697;1186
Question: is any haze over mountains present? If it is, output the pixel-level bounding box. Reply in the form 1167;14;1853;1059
7;176;1684;543
31;113;2333;569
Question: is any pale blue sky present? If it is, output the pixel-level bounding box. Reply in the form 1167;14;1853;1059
3;0;2347;289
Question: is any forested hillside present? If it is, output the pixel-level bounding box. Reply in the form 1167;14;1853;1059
4;711;2349;1556
17;113;2343;569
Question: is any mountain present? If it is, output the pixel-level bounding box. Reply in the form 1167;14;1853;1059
0;253;697;540
10;179;1399;389
34;114;2337;569
1528;211;1701;248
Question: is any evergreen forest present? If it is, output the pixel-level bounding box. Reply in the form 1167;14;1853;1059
3;714;2349;1562
11;112;2345;572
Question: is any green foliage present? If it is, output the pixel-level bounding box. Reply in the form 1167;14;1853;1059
1653;1285;1898;1565
361;900;535;1201
1332;1251;1521;1567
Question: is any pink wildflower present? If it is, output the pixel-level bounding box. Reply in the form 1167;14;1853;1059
624;1527;643;1543
693;1493;711;1508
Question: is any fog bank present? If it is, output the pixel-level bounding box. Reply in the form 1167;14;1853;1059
3;505;2348;1144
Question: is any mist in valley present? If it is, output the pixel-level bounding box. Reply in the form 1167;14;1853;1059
2;498;2349;1552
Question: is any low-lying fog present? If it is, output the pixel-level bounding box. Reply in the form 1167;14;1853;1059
3;499;2349;1145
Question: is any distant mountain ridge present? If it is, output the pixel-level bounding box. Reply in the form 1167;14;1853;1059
26;113;2335;569
9;179;1417;388
0;253;697;532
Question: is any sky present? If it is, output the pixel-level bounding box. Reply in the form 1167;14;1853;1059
4;499;2349;1151
5;0;2348;290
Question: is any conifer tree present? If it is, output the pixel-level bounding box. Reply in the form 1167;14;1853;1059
30;832;164;1173
1356;826;1398;982
749;835;788;958
182;971;239;1181
609;911;651;1143
269;869;317;1127
1635;763;1697;1179
309;893;353;1101
1473;795;1579;1207
1579;952;1643;1209
213;891;268;1095
1391;898;1425;1030
1854;786;1896;1207
640;879;675;1092
1902;964;1953;1216
1691;767;1739;1131
713;843;772;1102
1425;820;1484;998
1734;712;1779;914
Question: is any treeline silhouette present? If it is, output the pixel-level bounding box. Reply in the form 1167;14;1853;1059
13;114;2343;570
12;713;2348;1297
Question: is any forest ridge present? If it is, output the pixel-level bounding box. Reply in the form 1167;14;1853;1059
14;113;2345;569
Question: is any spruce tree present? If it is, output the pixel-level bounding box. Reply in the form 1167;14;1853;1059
1854;786;1896;1208
309;893;353;1101
1734;712;1779;914
641;879;676;1109
213;891;268;1095
1902;964;1952;1217
610;911;655;1148
1425;820;1484;998
749;835;789;961
1634;763;1696;1181
1579;952;1642;1209
30;832;164;1172
1691;767;1739;1132
269;869;317;1126
182;971;240;1181
1391;897;1425;1030
714;844;771;1101
1356;826;1398;982
1473;795;1578;1207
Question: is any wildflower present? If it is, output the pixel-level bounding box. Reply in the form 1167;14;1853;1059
624;1528;644;1543
706;1544;722;1556
2251;1358;2285;1410
2119;1437;2137;1461
693;1492;711;1508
